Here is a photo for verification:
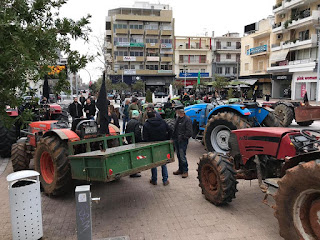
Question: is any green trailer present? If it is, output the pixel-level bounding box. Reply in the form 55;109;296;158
67;133;175;182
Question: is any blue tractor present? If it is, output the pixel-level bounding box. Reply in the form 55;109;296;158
185;101;281;154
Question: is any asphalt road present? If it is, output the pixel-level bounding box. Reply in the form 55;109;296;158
0;120;319;239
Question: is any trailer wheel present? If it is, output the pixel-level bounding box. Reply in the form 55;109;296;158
297;120;314;126
0;122;17;158
197;152;237;205
274;104;294;127
274;160;320;240
11;142;30;172
204;112;251;154
262;112;282;127
34;136;72;196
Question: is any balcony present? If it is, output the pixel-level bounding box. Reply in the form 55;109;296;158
161;57;173;62
213;46;240;52
284;0;318;11
115;29;128;34
130;29;144;35
161;30;173;36
146;56;160;61
267;58;316;72
272;22;284;34
273;1;284;14
146;43;160;48
287;10;320;29
271;34;317;51
145;29;159;35
116;56;144;62
115;42;144;47
178;60;210;65
158;70;173;74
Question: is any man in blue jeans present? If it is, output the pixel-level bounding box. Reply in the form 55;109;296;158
172;105;192;178
121;99;130;133
143;111;172;185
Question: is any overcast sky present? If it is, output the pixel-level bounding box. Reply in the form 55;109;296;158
59;0;274;84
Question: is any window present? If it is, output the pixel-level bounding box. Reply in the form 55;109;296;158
236;42;241;49
129;24;143;29
114;51;128;56
161;24;172;30
161;39;172;43
190;55;196;63
236;54;240;62
200;55;206;63
299;30;310;41
226;54;231;59
216;54;220;62
146;64;159;70
160;65;172;70
119;65;129;70
216;41;221;49
114;37;128;44
146;38;158;43
227;42;231;47
129;51;143;57
245;63;249;71
258;61;264;71
225;67;230;74
145;23;158;30
130;36;143;43
113;24;127;30
201;69;205;73
106;22;111;30
216;67;222;74
233;67;237;74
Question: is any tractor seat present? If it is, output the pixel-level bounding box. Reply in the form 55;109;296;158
243;102;259;109
71;118;89;132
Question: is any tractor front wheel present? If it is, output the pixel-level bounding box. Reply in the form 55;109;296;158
274;104;294;127
274;160;320;240
197;152;237;205
11;142;30;172
204;112;251;154
297;120;314;126
34;136;72;196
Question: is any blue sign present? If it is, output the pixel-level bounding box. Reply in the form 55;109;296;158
247;45;267;55
179;72;209;78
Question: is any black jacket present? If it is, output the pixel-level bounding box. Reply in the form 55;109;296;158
84;103;96;118
143;117;172;142
79;96;86;105
173;115;192;142
69;102;83;118
125;119;143;143
110;112;120;128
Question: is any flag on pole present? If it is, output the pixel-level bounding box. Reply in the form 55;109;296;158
197;71;201;85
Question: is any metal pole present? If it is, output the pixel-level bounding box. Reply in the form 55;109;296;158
317;29;320;102
75;185;92;240
75;74;78;97
184;65;187;89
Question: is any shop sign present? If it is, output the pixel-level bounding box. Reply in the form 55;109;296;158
179;72;209;78
301;83;307;98
146;56;160;61
158;70;173;74
116;42;130;47
123;56;136;61
124;69;136;75
296;76;317;81
272;74;292;81
161;43;172;48
130;43;144;47
176;79;197;86
247;45;267;55
160;49;173;54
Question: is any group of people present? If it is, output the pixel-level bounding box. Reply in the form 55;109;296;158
123;97;193;186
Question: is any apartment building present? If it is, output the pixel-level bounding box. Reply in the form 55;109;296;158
268;0;320;100
104;2;175;92
212;32;241;80
174;36;212;87
240;16;274;97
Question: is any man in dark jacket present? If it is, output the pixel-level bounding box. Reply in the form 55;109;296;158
79;94;86;107
125;110;143;178
172;105;192;178
143;111;172;186
121;99;130;133
84;98;96;120
68;97;83;121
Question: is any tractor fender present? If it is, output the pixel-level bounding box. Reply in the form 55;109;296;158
43;129;80;142
208;105;251;120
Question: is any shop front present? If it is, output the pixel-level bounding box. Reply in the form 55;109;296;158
291;72;317;101
272;74;292;99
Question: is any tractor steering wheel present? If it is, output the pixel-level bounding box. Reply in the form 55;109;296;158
300;129;320;141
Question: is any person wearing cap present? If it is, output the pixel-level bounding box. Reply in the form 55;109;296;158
128;97;140;119
172;105;192;178
125;109;143;178
142;103;161;123
143;111;172;186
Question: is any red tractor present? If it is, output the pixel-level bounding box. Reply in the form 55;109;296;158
10;118;120;196
197;127;320;240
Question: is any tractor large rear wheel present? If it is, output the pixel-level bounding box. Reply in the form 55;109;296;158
262;111;282;127
274;160;320;240
0;122;17;158
34;136;72;196
203;112;251;154
197;152;237;205
164;118;175;132
11;142;30;172
274;104;294;127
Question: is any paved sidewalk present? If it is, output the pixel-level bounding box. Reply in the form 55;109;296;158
0;140;282;240
0;157;9;176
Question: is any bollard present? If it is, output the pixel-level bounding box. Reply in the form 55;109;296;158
7;170;43;240
75;185;92;240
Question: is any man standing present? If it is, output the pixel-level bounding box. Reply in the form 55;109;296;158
143;111;172;186
121;99;130;133
172;106;192;178
128;97;139;119
142;103;161;123
68;97;83;122
84;98;96;120
125;110;142;178
79;94;86;107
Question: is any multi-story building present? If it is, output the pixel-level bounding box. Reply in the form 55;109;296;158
212;32;241;80
174;36;212;88
104;2;175;92
268;0;320;100
240;16;274;97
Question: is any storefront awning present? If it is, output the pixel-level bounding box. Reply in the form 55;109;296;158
231;79;258;85
270;49;289;63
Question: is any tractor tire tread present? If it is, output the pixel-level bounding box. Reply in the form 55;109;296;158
274;104;294;127
11;142;30;172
